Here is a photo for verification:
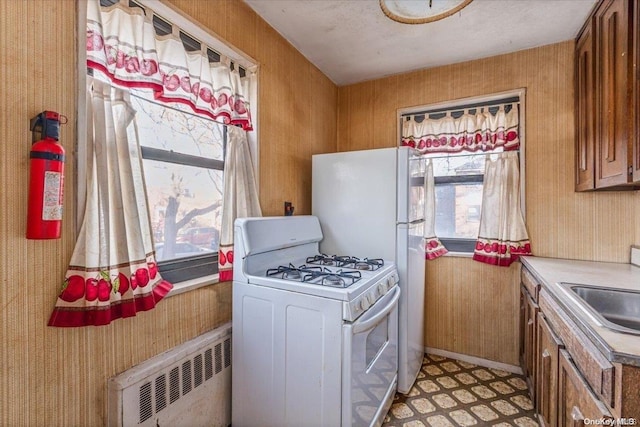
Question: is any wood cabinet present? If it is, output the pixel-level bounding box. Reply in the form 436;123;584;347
634;0;640;182
521;288;538;400
520;269;540;403
576;23;596;191
537;313;564;427
558;350;613;425
575;0;640;190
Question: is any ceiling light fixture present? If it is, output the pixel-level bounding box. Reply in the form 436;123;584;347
380;0;473;24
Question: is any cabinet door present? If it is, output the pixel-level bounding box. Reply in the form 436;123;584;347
520;287;539;402
595;0;631;188
557;350;612;426
576;23;596;191
537;313;564;427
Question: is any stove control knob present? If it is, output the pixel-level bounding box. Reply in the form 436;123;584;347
360;298;371;311
378;283;386;295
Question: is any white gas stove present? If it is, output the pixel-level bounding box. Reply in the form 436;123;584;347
232;216;399;427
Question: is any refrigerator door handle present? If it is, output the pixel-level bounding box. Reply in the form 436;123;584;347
398;219;425;226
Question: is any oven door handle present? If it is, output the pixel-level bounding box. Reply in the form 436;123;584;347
352;286;400;334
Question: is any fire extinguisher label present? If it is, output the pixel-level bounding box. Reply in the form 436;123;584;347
42;171;63;220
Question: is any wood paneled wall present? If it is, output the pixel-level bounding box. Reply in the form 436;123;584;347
0;1;336;425
337;41;640;366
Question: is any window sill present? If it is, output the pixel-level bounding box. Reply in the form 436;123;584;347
165;273;220;297
443;251;474;258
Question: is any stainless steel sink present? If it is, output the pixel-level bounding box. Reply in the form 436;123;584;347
559;283;640;335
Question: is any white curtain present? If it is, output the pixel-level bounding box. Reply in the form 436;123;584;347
218;126;262;281
48;79;172;327
472;152;531;266
422;159;448;259
86;0;252;130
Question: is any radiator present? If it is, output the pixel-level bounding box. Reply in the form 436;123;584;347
107;323;232;427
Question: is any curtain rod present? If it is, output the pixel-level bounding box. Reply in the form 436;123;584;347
402;96;520;119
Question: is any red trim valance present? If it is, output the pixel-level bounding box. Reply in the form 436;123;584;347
402;105;519;154
86;0;253;130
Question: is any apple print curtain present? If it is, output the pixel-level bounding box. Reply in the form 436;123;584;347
402;102;531;266
472;152;531;266
48;78;172;327
401;105;519;154
421;159;448;260
218;126;262;281
85;0;252;131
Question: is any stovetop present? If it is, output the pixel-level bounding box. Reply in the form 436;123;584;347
265;254;385;288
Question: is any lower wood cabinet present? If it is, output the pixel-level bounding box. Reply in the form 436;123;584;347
520;285;539;402
557;350;613;425
536;313;563;427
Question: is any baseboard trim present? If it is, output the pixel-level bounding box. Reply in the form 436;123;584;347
424;347;523;375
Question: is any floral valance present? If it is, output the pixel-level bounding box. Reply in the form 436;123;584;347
86;0;253;130
401;104;519;154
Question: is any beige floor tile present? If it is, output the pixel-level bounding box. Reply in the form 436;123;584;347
489;381;515;395
441;361;462;372
391;402;415;419
425;365;444;376
491;400;519;416
470;385;497;399
451;389;478;404
471;369;495;381
410;397;437;414
469;404;500;422
426;415;455;427
506;377;528;390
510;395;534;411
449;409;478;426
436;376;460;389
432;393;458;409
417;379;441;393
403;421;427;427
513;416;539;427
454;373;478;385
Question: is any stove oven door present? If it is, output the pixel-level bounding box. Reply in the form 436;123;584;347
342;286;400;427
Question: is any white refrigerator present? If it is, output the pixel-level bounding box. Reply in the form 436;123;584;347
312;147;426;394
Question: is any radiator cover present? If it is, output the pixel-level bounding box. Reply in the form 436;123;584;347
108;323;231;427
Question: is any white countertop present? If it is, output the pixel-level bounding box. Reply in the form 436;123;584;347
520;256;640;366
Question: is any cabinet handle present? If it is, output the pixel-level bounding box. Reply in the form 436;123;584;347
571;406;585;427
542;349;551;419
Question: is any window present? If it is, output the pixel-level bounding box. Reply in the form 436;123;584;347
80;0;258;287
130;88;226;283
401;93;525;255
432;152;490;252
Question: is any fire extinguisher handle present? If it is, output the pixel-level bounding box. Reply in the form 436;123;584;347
30;111;60;143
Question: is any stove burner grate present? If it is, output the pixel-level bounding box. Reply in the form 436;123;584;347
306;254;384;271
266;264;322;280
302;267;362;288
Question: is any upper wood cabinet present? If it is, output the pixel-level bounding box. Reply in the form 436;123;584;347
575;0;640;190
576;24;596;191
634;0;640;182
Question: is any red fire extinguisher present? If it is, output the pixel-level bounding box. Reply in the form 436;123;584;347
26;111;66;239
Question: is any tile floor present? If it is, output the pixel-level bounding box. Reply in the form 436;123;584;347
382;354;539;427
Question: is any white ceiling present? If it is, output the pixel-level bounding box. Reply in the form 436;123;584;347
243;0;598;86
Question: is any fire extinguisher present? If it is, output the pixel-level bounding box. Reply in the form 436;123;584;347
26;111;66;239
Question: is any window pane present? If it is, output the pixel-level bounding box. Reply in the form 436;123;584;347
431;152;501;176
143;159;223;261
130;89;225;161
434;183;483;239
